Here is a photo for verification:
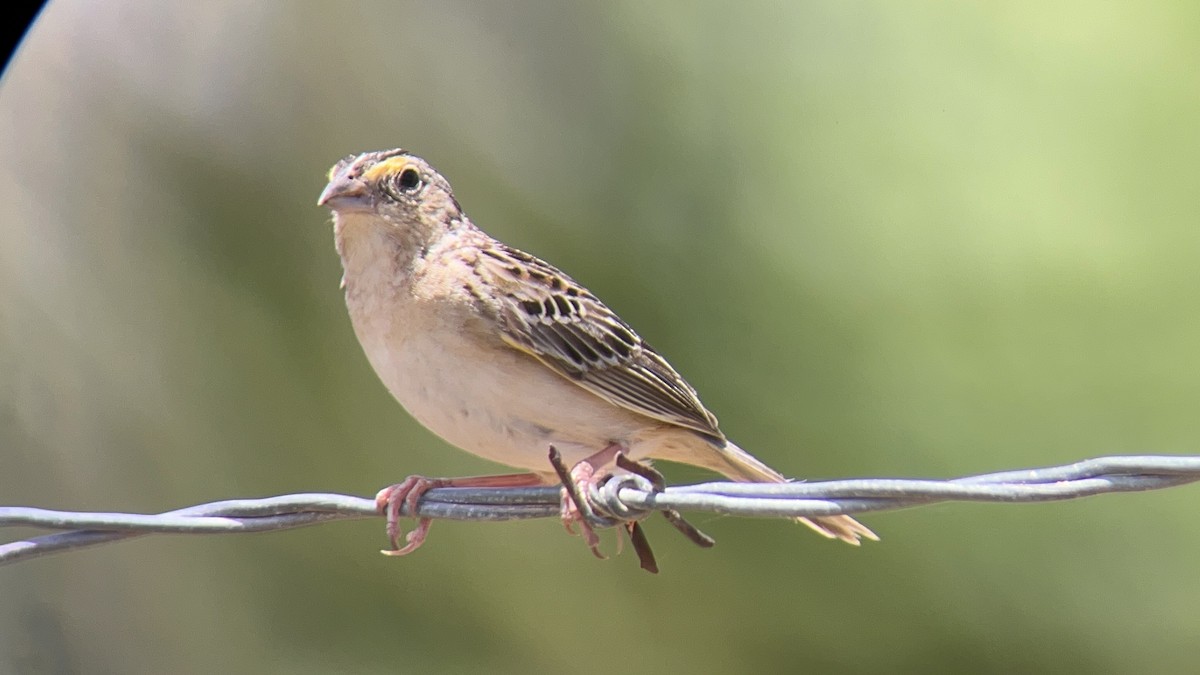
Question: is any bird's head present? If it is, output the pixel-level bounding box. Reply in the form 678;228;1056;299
319;149;463;243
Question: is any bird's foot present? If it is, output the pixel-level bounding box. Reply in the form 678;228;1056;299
375;476;447;556
547;446;710;573
375;472;544;556
548;445;621;559
557;459;605;558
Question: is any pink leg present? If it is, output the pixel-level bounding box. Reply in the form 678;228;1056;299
556;443;625;558
375;473;545;556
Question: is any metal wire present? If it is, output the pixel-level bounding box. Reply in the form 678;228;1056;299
3;454;1198;567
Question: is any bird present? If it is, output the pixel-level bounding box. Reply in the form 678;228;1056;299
318;148;877;557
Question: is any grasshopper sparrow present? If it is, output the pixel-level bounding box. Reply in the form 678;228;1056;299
318;149;876;557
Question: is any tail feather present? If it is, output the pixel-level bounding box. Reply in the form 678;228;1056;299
711;441;878;545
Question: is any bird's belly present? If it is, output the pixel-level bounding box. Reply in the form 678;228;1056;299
360;320;642;472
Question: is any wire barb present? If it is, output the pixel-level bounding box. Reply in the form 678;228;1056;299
613;452;716;550
2;454;1198;568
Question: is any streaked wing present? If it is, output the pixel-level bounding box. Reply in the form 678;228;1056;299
475;244;723;440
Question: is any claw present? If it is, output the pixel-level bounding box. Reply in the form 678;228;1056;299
375;476;448;555
374;472;545;556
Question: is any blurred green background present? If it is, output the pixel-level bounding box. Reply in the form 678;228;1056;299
3;1;1200;673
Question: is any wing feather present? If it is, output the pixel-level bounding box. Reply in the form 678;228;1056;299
478;244;723;440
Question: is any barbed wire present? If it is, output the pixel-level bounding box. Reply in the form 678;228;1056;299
3;454;1199;568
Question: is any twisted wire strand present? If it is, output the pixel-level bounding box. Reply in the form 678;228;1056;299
3;454;1197;567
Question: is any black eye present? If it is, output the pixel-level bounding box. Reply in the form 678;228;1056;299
397;168;421;191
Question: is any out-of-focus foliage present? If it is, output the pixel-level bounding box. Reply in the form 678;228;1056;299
2;2;1199;673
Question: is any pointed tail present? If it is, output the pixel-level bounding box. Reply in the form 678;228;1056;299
712;441;878;545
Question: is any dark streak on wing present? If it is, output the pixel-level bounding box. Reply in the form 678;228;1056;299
476;244;724;442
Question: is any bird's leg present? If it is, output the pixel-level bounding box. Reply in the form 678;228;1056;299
548;443;624;559
375;473;545;556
